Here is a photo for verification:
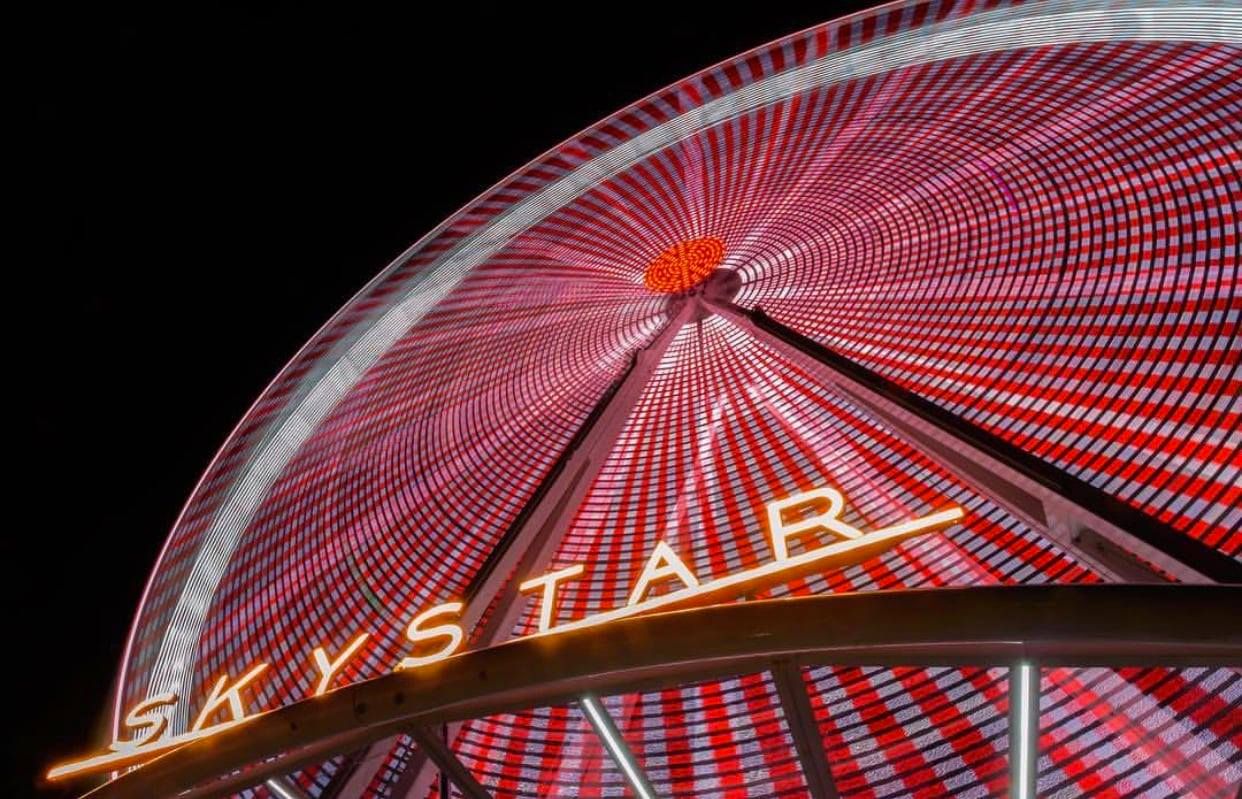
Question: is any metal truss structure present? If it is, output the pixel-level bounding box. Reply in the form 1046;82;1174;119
82;586;1241;799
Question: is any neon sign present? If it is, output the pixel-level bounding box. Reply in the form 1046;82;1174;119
48;486;962;782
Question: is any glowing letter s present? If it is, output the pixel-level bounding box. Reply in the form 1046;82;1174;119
398;602;464;670
109;692;179;752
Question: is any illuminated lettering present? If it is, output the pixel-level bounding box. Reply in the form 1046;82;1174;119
191;663;269;732
109;692;179;752
766;486;862;562
398;602;464;670
47;484;965;784
311;633;369;696
627;540;700;606
519;564;585;633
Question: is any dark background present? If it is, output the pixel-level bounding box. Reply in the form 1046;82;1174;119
18;4;873;796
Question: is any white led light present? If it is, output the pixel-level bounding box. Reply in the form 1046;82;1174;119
1013;661;1039;799
1019;663;1031;799
265;778;300;799
581;696;655;799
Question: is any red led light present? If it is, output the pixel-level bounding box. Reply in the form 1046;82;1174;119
643;236;725;293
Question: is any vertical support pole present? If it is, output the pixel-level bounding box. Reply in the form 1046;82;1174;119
1008;661;1040;799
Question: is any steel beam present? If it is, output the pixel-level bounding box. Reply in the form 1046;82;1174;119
707;300;1241;584
770;662;839;799
76;584;1241;799
322;745;391;798
465;296;696;644
409;726;492;799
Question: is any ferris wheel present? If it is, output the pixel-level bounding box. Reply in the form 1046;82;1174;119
53;1;1240;797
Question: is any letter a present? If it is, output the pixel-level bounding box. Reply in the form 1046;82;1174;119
191;663;269;732
628;541;699;606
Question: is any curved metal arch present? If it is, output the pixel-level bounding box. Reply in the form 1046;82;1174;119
82;584;1240;799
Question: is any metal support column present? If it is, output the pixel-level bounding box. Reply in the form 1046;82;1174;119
770;661;840;799
463;296;695;647
1008;661;1041;799
409;726;492;799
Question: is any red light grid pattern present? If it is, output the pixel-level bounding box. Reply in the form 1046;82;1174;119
737;42;1240;556
1034;667;1241;797
436;317;1235;796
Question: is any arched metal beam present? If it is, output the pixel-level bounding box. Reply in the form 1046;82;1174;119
79;584;1240;799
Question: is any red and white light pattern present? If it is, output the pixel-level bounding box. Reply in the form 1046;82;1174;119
116;1;1240;797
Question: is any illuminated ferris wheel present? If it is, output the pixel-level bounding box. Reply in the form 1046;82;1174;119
52;1;1240;797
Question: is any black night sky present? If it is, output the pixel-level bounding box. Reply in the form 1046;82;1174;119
18;4;876;796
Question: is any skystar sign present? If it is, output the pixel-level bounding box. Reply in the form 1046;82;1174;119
49;484;962;782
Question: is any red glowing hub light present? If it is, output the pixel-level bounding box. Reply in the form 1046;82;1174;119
643;236;725;293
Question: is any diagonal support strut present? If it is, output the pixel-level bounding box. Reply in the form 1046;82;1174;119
581;695;660;799
409;725;493;799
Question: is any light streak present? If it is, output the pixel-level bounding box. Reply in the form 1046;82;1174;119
581;695;655;799
1015;661;1036;799
265;777;303;799
46;719;250;780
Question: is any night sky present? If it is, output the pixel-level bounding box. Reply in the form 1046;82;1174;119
19;4;874;796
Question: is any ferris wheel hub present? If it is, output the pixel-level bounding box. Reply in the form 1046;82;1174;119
643;236;725;293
